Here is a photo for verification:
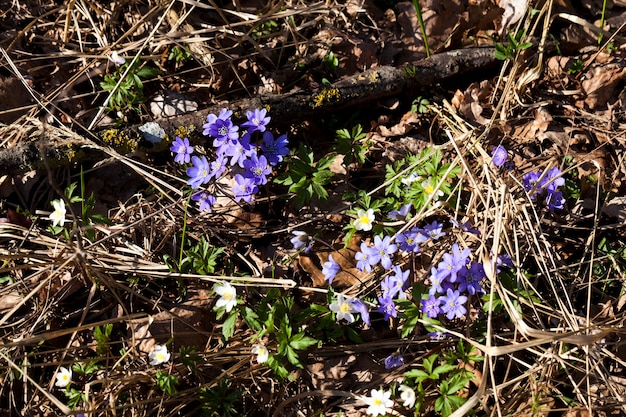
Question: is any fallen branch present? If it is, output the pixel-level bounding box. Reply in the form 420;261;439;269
0;46;498;176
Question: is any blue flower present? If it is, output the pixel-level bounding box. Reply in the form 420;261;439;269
351;297;371;326
191;191;216;212
439;288;468;320
370;235;397;270
186;155;211;189
243;153;271;185
457;261;485;295
388;265;409;299
450;218;480;235
203;109;239;147
423;220;446;240
523;171;542;195
208;154;228;180
260;131;289;166
421;294;442;318
491;145;507;167
225;133;256;168
322;254;340;284
377;295;398;321
388;203;412;220
232;174;258;203
355;242;375;272
384;354;404;369
170;136;193;164
395;229;419;253
546;190;565;211
428;266;446;295
540;167;565;193
242;108;271;134
290;231;313;253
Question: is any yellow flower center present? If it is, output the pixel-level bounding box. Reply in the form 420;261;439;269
340;302;351;313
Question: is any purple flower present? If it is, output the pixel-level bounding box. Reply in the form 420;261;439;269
370;235;397;270
523;171;542;195
232;174;258;203
439;288;468;320
203;109;239;147
191;191;216;212
436;244;469;283
491;145;507;167
540;167;565;193
242;108;271;134
260;132;289;166
450;218;480;235
428;266;446;295
496;253;514;272
377;295;398;321
546;190;565;211
209;154;228;180
457;261;485;295
395;228;422;253
352;297;371;326
384;354;404;370
423;220;446;240
389;265;409;299
170;136;193;164
186;155;211;189
243;153;271;185
290;231;313;253
389;203;412;220
381;275;398;299
421;295;442;318
225;134;256;167
322;254;340;284
355;242;375;272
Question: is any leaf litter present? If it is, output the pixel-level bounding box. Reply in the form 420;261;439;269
1;0;626;416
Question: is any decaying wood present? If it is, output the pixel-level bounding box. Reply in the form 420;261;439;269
0;46;498;176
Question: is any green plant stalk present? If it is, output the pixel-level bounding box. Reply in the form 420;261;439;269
598;0;607;44
412;0;430;58
178;194;192;268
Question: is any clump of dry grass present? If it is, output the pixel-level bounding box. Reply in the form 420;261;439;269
1;0;626;416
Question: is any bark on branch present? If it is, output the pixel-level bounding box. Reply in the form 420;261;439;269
0;46;498;176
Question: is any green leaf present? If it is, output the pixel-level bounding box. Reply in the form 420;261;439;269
404;369;430;381
289;333;318;350
432;363;458;377
222;310;237;340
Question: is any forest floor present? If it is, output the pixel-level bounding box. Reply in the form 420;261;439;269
1;0;626;416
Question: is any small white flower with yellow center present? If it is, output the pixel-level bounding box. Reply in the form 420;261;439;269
214;281;237;312
398;384;416;408
49;199;66;227
354;208;375;231
365;388;393;416
251;344;269;363
421;177;444;201
149;344;170;365
329;294;356;323
55;366;72;388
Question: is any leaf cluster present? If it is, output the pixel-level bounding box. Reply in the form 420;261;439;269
494;29;533;61
275;143;335;207
241;289;319;380
100;59;160;113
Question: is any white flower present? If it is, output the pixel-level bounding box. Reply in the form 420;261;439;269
365;388;393;416
421;177;444;201
214;281;237;312
329;294;356;323
398;384;416;408
108;51;126;65
148;344;170;365
251;344;269;363
354;209;375;231
55;366;72;387
49;199;66;227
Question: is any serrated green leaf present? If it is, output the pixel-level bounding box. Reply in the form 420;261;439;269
289;333;318;350
222;310;237;340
